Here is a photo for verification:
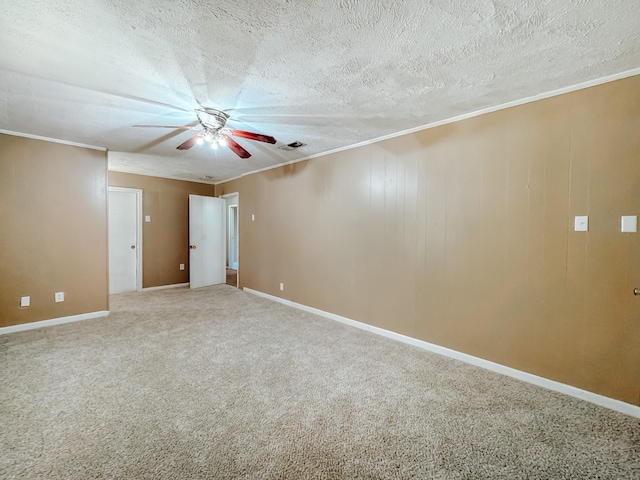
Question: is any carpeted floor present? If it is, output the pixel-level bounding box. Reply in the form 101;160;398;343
1;285;638;479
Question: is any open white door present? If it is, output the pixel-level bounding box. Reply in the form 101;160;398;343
108;187;142;294
189;195;226;288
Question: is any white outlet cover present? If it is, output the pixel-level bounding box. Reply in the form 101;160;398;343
180;264;185;270
252;214;255;221
55;292;65;302
279;283;284;291
20;296;30;307
621;215;637;233
145;215;151;222
574;216;589;232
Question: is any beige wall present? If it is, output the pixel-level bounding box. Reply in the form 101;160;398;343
0;134;108;327
217;75;640;405
108;172;214;288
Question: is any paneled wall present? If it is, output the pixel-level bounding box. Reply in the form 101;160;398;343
217;75;640;405
108;171;214;288
0;134;108;327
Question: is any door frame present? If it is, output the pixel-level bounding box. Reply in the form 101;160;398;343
228;205;238;269
220;192;240;283
108;186;143;292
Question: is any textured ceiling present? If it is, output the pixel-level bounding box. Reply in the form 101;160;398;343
0;0;639;184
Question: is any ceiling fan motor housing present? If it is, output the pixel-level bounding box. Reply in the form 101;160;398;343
197;108;229;129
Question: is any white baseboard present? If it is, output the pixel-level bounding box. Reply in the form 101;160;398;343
243;288;640;419
142;282;190;291
0;311;110;335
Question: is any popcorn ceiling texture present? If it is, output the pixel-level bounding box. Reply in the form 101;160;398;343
0;0;638;182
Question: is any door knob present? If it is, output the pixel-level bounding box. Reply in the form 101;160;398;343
635;288;640;296
130;245;136;249
189;245;197;250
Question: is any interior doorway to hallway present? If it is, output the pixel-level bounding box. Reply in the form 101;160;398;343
221;192;239;288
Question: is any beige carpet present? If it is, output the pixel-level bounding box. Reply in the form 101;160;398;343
1;286;638;479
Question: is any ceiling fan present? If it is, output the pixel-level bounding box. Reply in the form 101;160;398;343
133;108;276;158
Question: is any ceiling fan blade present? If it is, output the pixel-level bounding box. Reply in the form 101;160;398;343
229;129;276;144
225;137;251;158
133;124;196;129
177;134;201;150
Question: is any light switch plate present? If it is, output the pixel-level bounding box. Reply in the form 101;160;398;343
20;296;30;307
621;215;637;233
252;214;255;221
145;215;151;222
574;216;589;232
179;264;185;271
55;292;65;302
279;283;284;291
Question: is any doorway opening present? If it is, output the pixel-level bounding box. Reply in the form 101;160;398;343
221;192;239;288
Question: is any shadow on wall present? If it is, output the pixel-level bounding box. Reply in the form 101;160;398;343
375;117;487;158
259;116;473;195
263;159;310;181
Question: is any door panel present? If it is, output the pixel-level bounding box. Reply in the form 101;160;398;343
189;195;225;288
109;190;138;294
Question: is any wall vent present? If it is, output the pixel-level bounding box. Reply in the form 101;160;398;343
279;141;306;151
200;175;216;180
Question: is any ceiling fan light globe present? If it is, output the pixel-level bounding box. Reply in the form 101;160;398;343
211;142;218;150
196;137;204;145
218;138;228;147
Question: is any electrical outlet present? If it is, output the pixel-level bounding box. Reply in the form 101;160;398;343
180;264;185;271
55;292;65;303
20;296;30;307
279;282;284;291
